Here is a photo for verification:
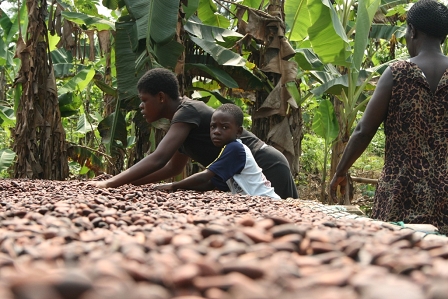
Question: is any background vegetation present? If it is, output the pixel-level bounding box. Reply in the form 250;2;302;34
0;0;446;206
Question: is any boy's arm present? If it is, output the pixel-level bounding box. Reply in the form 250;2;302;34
155;169;216;191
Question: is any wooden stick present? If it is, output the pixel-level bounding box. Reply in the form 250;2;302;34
351;177;378;184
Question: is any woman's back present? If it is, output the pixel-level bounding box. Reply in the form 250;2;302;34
372;59;448;233
411;53;448;93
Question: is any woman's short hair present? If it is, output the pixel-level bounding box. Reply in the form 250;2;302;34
137;68;180;100
407;0;448;40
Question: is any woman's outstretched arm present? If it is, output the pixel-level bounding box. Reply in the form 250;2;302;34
90;122;194;188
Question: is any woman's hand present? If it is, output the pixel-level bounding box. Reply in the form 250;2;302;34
88;180;110;188
329;174;347;203
154;183;175;191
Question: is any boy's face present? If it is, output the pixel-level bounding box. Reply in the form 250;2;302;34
210;111;242;148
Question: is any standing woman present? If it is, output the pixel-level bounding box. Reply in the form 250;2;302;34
330;0;448;233
90;68;298;199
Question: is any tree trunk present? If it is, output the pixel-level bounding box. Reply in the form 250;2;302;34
13;0;68;180
330;97;351;205
250;0;302;177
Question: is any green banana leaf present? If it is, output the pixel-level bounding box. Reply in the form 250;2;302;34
59;92;83;117
294;48;324;71
285;0;311;41
122;0;150;40
185;63;239;88
115;21;141;102
189;87;233;104
184;17;243;42
312;99;339;144
67;144;104;175
183;0;200;19
197;0;230;28
58;67;96;94
154;40;185;70
370;24;406;40
0;149;15;172
62;11;115;30
76;113;98;134
353;0;381;71
147;0;179;45
242;0;264;7
190;36;246;67
0;8;13;35
307;0;351;66
311;70;371;97
0;105;15;126
98;111;128;147
75;0;100;16
102;0;121;10
51;48;88;78
0;4;27;67
94;79;118;97
5;3;27;44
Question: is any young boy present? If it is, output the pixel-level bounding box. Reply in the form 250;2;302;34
155;104;280;199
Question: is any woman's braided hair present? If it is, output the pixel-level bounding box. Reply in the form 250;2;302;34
407;0;448;40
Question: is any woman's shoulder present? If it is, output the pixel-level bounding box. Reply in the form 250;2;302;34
174;97;214;124
389;59;412;70
389;60;423;78
180;97;211;110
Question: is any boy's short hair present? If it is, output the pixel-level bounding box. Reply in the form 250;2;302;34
407;0;448;40
215;103;244;127
137;68;180;100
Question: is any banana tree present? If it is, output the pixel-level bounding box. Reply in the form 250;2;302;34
109;0;271;173
14;0;68;179
284;0;407;203
47;0;121;176
312;99;339;202
0;3;27;172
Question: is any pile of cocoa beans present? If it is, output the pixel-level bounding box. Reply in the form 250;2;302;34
1;179;447;299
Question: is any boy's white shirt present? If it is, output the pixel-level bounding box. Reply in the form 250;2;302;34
226;139;280;199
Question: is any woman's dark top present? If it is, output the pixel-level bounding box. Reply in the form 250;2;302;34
172;97;264;167
171;97;298;199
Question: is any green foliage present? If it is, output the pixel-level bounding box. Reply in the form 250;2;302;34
186;64;239;88
62;11;115;30
67;144;104;176
0;0;406;182
98;111;128;147
74;0;100;16
189;36;246;67
0;106;15;126
307;0;351;66
353;128;385;171
197;0;230;28
312;98;339;200
312;99;339;144
0;148;15;172
300;133;324;174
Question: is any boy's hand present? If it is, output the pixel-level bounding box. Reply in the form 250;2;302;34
154;183;175;191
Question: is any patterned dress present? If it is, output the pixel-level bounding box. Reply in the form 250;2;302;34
371;60;448;234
